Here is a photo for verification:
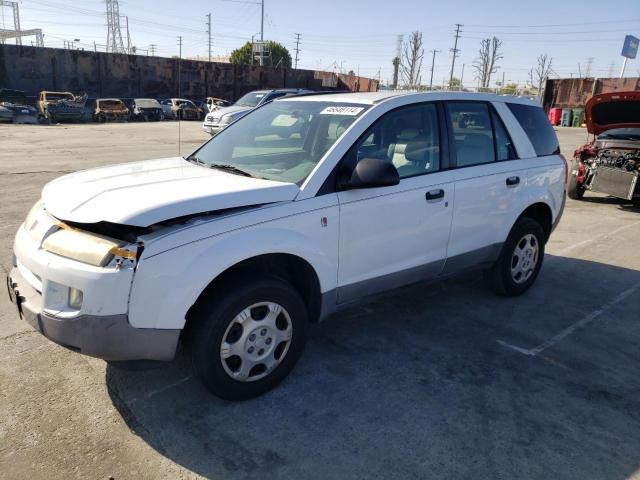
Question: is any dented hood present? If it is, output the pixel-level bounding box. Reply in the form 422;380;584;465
585;91;640;135
42;157;300;227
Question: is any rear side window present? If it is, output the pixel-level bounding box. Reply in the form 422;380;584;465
491;109;517;161
447;102;496;167
507;103;559;156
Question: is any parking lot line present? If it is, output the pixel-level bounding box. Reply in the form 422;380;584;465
551;221;640;257
497;281;640;357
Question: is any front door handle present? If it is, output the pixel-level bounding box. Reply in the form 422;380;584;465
506;176;520;186
425;189;445;201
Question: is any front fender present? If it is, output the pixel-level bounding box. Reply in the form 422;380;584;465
128;209;338;329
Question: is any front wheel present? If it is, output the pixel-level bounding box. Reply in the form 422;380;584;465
490;217;545;296
187;277;309;401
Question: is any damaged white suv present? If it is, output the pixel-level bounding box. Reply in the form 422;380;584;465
8;92;566;400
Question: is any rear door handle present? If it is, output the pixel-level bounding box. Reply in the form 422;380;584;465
425;189;445;201
506;176;520;186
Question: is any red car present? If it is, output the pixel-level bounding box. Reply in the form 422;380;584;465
568;91;640;205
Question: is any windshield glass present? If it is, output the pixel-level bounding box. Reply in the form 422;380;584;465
187;100;368;184
135;98;160;108
235;92;267;107
598;128;640;140
99;100;125;108
46;93;74;101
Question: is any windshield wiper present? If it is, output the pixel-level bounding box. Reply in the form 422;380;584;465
184;155;207;166
209;163;254;177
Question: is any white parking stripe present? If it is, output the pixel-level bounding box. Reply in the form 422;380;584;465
551;221;640;257
498;281;640;357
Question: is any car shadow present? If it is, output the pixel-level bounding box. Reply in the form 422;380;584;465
106;255;640;479
578;194;640;212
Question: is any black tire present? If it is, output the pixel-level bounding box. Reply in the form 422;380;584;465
567;159;585;200
186;276;309;401
490;217;546;297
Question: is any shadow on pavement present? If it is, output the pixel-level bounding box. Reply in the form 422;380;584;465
106;255;640;479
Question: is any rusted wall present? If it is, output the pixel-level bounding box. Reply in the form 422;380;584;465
543;77;640;110
0;44;378;100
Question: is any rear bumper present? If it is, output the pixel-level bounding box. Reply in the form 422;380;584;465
7;267;180;361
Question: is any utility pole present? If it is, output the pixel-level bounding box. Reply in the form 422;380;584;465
428;49;440;89
500;70;505;94
150;44;156;56
293;32;301;69
260;0;264;41
449;23;462;88
124;15;131;54
460;63;465;91
206;13;212;62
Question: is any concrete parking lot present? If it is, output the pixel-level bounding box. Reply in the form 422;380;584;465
1;123;639;480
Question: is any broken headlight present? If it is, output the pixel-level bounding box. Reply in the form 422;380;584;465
42;226;137;267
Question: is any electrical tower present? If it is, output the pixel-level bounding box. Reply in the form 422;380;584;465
584;57;594;77
0;1;44;46
106;0;126;53
449;24;462;88
293;33;301;69
150;44;156;56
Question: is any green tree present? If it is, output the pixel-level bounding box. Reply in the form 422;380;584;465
500;83;518;95
229;41;292;68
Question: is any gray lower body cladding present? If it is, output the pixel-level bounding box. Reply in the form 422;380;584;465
7;267;180;361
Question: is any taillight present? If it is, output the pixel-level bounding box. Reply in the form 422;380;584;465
560;153;568;185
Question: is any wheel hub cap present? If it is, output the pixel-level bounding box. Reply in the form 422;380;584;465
220;302;293;382
510;233;539;284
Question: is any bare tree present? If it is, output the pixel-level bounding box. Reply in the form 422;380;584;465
400;31;424;88
472;37;503;89
529;54;554;100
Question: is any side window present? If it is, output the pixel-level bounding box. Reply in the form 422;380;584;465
506;103;559;156
352;103;441;179
447;102;496;167
491;109;517;161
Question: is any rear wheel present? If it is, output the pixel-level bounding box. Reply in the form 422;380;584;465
490;217;545;296
567;159;585;200
187;276;308;401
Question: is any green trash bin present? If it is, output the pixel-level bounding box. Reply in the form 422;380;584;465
572;107;585;127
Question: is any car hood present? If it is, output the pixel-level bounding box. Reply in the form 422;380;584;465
585;91;640;135
42;157;300;227
212;105;252;118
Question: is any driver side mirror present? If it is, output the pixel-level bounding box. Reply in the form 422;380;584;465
341;157;400;190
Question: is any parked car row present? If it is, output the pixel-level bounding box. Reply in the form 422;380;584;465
0;88;231;124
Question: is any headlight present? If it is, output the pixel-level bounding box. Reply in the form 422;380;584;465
24;200;43;230
220;115;234;124
42;226;137;267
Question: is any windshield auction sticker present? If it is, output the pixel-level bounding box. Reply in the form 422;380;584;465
320;106;365;116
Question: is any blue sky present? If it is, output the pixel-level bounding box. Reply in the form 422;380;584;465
5;0;640;87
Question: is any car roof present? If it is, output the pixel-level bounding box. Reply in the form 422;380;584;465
282;90;541;107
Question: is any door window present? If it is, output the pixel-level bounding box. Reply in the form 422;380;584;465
351;103;441;179
447;102;496;167
492;109;517;161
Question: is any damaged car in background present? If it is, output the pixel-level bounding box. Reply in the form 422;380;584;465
85;98;130;122
0;88;38;124
569;91;640;205
37;91;87;123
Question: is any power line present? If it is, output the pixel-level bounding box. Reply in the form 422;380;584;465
293;32;301;69
449;24;462;88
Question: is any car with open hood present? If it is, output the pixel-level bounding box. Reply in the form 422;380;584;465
568;91;640;204
8;91;566;400
202;88;311;135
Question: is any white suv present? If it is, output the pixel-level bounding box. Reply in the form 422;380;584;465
8;92;566;400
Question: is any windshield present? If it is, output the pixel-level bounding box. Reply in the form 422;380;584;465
99;100;125;108
187;100;368;184
235;92;267;108
46;93;74;101
598;128;640;141
135;98;160;108
176;100;196;108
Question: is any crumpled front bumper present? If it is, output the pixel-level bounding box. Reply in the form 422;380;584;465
7;267;180;361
